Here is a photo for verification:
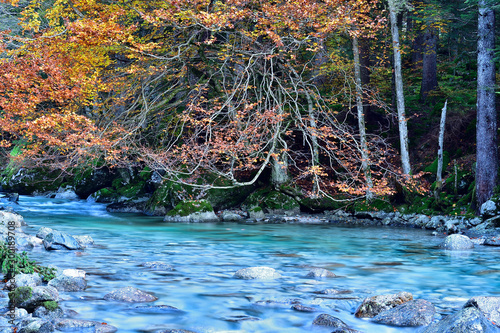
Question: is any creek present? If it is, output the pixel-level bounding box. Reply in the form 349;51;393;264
6;196;500;332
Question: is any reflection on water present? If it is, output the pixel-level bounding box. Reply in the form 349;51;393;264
4;196;500;333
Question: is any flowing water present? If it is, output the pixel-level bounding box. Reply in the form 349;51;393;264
4;196;500;332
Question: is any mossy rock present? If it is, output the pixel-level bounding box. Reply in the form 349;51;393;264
0;167;66;195
8;286;33;307
42;300;58;311
206;184;256;210
243;188;299;214
166;200;214;217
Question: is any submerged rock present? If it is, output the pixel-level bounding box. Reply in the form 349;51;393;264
372;299;435;326
140;262;174;271
305;268;336;278
423;307;498;333
73;235;94;248
43;231;83;251
18;318;54;333
33;305;64;321
131;305;183;313
234;267;282;280
312;313;348;328
55;319;117;333
291;304;316;312
355;291;413;318
103;286;157;302
441;234;474;250
157;330;197;333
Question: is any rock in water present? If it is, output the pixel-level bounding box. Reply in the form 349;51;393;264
372;299;435;326
441;234;474;250
103;286;157;302
355;291;413;318
423;307;498;333
306;268;336;278
234;267;281;280
43;231;83;250
312;314;348;328
463;296;500;327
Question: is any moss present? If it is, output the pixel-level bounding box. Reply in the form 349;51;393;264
424;151;450;175
167;200;214;217
8;286;32;306
243;188;299;212
249;206;263;213
42;301;58;311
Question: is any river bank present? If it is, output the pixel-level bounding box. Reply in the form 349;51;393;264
0;195;500;332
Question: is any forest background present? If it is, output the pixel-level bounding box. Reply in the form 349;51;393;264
0;0;498;217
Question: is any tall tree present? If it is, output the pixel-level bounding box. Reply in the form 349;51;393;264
388;0;411;175
476;0;497;208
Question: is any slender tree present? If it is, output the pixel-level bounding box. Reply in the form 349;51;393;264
476;0;497;208
388;0;411;175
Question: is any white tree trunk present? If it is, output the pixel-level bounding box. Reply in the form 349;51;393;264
353;36;374;200
271;149;289;187
388;0;411;175
436;100;447;183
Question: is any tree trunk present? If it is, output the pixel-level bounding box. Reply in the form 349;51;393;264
476;0;497;208
388;0;411;175
271;149;289;188
353;36;374;201
420;29;438;103
434;100;448;200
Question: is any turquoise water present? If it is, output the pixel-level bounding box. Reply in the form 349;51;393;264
7;196;500;332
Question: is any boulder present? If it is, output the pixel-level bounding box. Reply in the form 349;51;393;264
164;200;219;223
234;267;281;280
305;268;336;278
74;168;115;199
464;296;500;327
480;200;498;218
441;234;474;250
55;319;117;333
423;307;498;333
53;186;79;199
484;236;500;246
372;299;435;326
9;286;59;312
355;291;413;318
73;235;94;247
5;273;42;290
221;210;246;222
33;305;64;321
43;231;83;250
103;286;157;302
0;210;25;228
312;313;348;328
48;275;86;292
247;206;265;219
18;318;54;333
36;227;53;240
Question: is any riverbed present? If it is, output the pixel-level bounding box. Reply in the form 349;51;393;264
5;196;500;332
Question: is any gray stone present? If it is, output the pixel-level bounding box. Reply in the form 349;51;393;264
55;319;97;330
234;267;281;280
163;211;219;223
140;262;174;271
43;231;82;250
9;286;59;312
74;235;94;247
423;307;498;333
464;296;500;327
18;318;54;333
0;211;25;229
484;236;500;246
36;227;53;240
468;217;483;227
414;214;431;227
312;314;348;328
355;292;413;318
5;273;42;290
306;268;336;278
221;211;246;222
291;304;316;312
54;186;79;200
33;306;64;321
248;207;265;219
441;234;474;250
103;286;158;302
481;200;497;218
48;275;86;292
426;216;446;229
372;299;435;326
